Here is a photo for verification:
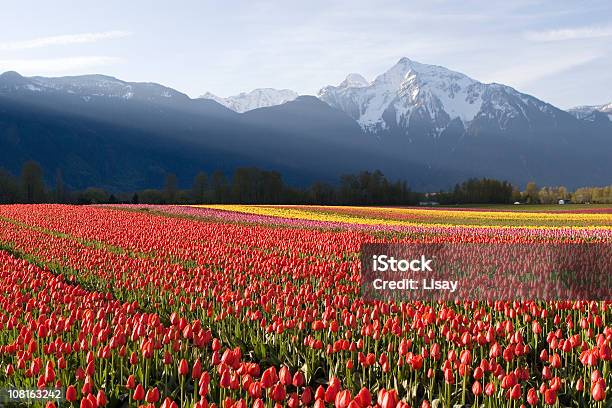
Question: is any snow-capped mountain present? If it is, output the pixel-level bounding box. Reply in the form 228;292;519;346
200;88;298;113
318;57;560;137
568;103;612;122
2;64;611;190
0;71;188;102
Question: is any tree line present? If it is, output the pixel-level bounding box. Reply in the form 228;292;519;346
0;161;421;205
2;160;611;205
436;178;519;205
437;179;612;205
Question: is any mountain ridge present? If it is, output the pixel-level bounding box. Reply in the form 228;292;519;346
1;58;611;191
568;103;612;122
317;57;567;138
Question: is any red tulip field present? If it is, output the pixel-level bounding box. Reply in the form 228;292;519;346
0;204;610;408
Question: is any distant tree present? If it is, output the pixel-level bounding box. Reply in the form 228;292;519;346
538;187;553;204
438;178;514;204
139;189;165;204
78;188;109;204
108;194;119;204
54;169;66;203
260;170;284;203
511;187;522;203
21;160;45;203
604;186;612;203
310;182;336;204
232;168;255;203
211;171;228;203
228;167;285;204
574;187;593;203
131;193;139;204
192;171;208;203
339;174;360;204
163;173;178;203
0;168;19;203
525;182;539;204
337;170;418;205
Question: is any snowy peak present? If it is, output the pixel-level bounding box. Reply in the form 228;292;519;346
31;75;133;98
200;88;298;113
568;103;612;121
383;57;485;122
318;57;487;132
200;92;225;105
340;73;369;88
318;57;556;136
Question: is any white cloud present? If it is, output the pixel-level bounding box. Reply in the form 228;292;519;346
525;26;612;42
0;31;131;51
0;57;121;75
483;51;600;89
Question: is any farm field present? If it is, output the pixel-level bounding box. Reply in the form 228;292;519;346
0;204;610;408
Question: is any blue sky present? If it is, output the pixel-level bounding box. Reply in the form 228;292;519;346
0;0;610;108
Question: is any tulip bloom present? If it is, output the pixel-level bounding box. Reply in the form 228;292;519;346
472;381;482;396
133;384;145;401
592;379;606;401
544;389;557;405
335;390;351;408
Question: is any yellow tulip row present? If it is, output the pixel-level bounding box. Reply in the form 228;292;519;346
193;205;612;230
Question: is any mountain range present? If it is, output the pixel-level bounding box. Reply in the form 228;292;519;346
201;89;298;113
0;58;611;192
568;103;612;122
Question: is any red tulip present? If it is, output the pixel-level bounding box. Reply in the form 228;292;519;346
66;385;77;402
510;384;521;400
292;371;305;387
279;366;292;386
379;389;398;408
335;390;351;408
544;389;556;405
261;367;277;388
270;383;286;402
473;366;483;380
314;399;326;408
126;375;135;390
179;359;189;376
96;390;107;407
145;387;160;403
411;354;424;370
550;353;561;368
444;369;455;385
592;379;606;401
355;387;371;407
192;358;202;379
301;387;313;405
5;364;14;376
526;387;538;406
79;398;92;408
133;384;144;401
472;381;483;396
576;377;584;391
